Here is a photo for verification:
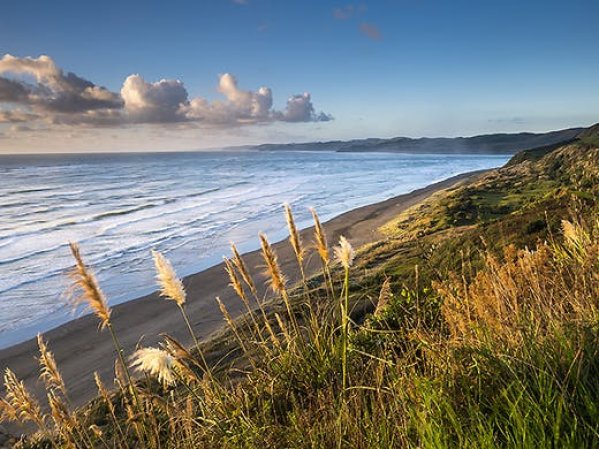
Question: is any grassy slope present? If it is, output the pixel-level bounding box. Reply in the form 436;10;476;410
6;130;599;448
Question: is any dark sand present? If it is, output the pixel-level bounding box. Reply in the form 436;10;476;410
0;171;483;432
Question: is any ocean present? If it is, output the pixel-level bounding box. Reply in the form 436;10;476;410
0;150;509;348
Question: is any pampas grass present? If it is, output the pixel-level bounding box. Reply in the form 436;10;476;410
37;334;66;397
152;250;200;351
310;208;329;265
68;242;111;330
231;242;258;298
152;250;186;307
284;204;306;278
130;347;176;387
335;235;354;393
259;232;302;338
2;368;46;431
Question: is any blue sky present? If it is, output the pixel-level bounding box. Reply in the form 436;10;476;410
1;0;598;152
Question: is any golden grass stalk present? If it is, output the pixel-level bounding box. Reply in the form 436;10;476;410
259;232;287;294
310;208;329;265
0;397;18;425
224;257;265;343
231;243;258;297
259;233;301;337
152;250;186;306
68;242;111;330
68;243;144;424
131;347;176;387
216;297;251;357
224;256;247;303
47;390;75;432
48;388;87;449
284;203;305;266
230;243;281;347
310;208;335;297
2;368;46;431
37;334;66;397
152;250;201;353
94;372;111;410
94;371;125;440
285;203;312;299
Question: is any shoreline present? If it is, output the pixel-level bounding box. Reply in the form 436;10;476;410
0;169;487;422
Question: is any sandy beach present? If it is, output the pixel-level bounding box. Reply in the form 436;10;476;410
0;170;483;428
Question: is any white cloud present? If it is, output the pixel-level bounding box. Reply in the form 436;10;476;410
0;54;60;83
0;54;123;115
275;93;333;123
121;75;188;123
0;54;332;131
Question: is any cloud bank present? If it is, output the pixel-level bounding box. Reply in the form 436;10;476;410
0;54;332;129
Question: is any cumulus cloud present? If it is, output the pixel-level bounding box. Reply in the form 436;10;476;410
121;75;188;123
0;54;122;116
0;54;332;130
275;93;333;123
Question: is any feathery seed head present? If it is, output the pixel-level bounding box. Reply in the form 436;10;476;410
94;372;110;401
3;368;46;428
224;257;247;303
68;242;112;330
152;250;186;307
310;208;329;264
130;347;176;386
259;233;286;293
216;296;235;327
335;236;355;269
231;243;257;296
37;334;66;395
0;397;18;422
284;203;304;264
47;390;74;430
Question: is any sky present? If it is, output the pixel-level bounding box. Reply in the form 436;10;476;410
1;0;598;153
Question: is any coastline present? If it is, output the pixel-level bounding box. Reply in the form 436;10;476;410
0;169;487;420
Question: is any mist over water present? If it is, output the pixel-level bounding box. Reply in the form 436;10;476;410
0;150;509;348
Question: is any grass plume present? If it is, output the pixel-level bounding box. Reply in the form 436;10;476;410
68;242;111;330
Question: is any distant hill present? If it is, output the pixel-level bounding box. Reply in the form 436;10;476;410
250;127;584;155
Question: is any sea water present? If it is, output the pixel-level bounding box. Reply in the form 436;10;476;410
0;150;509;348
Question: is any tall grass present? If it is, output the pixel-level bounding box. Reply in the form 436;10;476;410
1;205;597;448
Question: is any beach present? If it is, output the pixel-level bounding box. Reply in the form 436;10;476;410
0;170;483;428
